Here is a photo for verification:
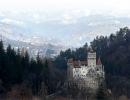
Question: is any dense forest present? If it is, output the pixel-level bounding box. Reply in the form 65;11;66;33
0;27;130;99
0;41;66;99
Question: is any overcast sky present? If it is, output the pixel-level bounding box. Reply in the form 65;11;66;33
0;0;130;13
0;0;130;47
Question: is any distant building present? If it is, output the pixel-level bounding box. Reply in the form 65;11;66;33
67;49;105;89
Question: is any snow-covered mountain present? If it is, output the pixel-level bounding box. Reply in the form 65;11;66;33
0;23;65;58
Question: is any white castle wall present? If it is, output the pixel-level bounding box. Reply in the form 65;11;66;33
73;65;89;79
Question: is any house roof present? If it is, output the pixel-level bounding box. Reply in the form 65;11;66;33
67;60;87;68
73;61;88;68
68;57;102;68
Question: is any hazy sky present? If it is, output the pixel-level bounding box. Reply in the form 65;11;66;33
0;0;130;47
0;0;130;12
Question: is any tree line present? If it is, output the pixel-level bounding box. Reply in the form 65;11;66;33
0;40;64;99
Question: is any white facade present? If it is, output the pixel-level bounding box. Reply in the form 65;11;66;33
73;65;89;79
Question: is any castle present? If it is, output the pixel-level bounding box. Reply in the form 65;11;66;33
67;49;105;89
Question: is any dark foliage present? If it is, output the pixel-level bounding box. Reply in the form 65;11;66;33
96;84;109;100
0;41;50;96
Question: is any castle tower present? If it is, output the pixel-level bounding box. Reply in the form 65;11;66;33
87;49;96;67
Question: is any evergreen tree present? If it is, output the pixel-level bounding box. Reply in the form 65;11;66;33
0;40;5;76
0;41;50;96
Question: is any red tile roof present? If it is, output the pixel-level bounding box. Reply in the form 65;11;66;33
68;58;73;63
68;57;102;68
72;60;88;68
97;57;102;65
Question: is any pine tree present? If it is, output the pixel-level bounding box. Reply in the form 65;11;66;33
0;40;5;74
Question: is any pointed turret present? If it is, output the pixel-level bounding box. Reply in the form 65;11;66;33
97;57;102;65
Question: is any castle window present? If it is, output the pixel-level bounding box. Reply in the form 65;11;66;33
96;68;99;71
